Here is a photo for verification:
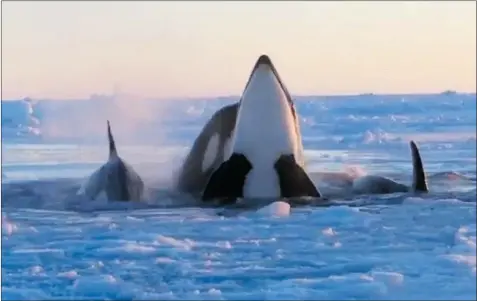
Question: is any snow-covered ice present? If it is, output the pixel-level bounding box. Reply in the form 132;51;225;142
1;92;476;300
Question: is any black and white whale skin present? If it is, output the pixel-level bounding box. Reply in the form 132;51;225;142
174;103;239;195
77;121;144;202
201;54;321;204
350;140;429;195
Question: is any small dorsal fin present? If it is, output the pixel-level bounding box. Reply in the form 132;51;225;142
410;140;428;192
107;120;118;158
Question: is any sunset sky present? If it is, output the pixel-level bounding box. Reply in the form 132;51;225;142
2;1;476;100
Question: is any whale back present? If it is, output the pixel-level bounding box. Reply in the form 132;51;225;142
175;103;239;194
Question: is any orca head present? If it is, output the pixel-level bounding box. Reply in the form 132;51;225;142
229;54;301;163
201;54;321;201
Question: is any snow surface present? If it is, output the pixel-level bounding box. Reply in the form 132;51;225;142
1;92;476;300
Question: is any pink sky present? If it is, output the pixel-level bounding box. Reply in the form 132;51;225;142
2;1;476;100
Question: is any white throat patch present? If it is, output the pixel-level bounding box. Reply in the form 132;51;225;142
230;59;301;198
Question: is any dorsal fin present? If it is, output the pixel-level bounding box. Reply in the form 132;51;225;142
410;140;428;192
107;120;118;158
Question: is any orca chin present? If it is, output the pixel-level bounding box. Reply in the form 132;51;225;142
201;54;321;203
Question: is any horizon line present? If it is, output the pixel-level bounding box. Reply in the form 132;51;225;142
1;89;476;102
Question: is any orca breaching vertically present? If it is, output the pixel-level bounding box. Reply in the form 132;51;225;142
176;54;321;203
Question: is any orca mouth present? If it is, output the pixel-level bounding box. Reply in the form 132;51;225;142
240;54;295;112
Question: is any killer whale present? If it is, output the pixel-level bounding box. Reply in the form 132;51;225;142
174;103;239;195
351;140;429;195
201;54;321;203
77;121;144;202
